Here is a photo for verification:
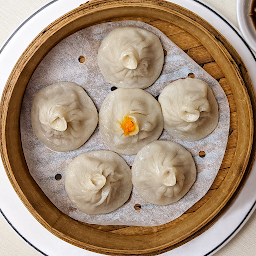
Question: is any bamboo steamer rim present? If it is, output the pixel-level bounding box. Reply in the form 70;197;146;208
0;0;255;255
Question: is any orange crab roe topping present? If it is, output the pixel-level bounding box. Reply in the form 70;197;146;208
120;116;136;136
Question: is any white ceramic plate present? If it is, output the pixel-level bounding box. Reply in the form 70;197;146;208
0;0;256;255
237;0;256;53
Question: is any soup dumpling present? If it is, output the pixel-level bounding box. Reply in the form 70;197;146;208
99;88;164;155
158;78;218;141
65;150;132;214
31;82;98;152
132;140;196;205
97;27;164;89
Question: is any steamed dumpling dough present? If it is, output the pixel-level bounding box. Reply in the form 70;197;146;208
65;150;132;214
158;78;218;141
97;27;164;89
31;82;98;152
99;88;164;155
132;141;196;205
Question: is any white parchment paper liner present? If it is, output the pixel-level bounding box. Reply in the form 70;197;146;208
20;21;230;226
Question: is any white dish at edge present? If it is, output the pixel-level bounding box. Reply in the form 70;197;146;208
237;0;256;52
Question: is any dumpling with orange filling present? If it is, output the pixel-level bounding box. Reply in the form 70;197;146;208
99;88;164;155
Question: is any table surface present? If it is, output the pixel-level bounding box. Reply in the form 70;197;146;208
1;0;256;255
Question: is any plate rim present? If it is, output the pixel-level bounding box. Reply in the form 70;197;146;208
0;0;256;256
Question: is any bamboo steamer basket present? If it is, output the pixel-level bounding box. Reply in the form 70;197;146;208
0;0;255;255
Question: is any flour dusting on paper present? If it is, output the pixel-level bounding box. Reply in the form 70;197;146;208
20;21;230;226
